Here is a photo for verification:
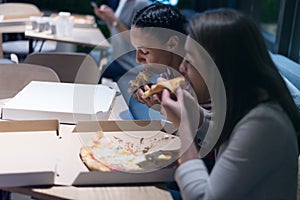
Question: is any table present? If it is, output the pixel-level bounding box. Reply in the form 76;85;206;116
25;26;110;70
25;26;110;53
0;82;173;200
0;17;110;59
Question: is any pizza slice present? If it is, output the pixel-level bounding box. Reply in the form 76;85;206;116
128;70;153;94
141;76;185;99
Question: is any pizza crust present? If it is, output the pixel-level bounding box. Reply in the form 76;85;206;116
80;146;111;171
141;76;185;98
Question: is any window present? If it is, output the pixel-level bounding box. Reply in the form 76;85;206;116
289;1;300;63
238;0;299;63
260;0;280;45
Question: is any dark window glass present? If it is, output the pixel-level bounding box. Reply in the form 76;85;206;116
259;0;281;43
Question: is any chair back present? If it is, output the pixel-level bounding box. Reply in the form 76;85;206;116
23;52;101;84
0;63;60;99
0;3;43;19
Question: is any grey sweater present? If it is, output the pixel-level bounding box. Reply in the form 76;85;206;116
175;103;298;200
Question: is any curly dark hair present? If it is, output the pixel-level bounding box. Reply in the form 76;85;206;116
132;3;187;42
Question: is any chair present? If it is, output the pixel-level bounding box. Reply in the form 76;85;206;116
23;52;101;84
0;63;60;99
0;3;43;19
0;3;57;58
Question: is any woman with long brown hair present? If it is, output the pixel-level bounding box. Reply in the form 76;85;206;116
159;8;300;199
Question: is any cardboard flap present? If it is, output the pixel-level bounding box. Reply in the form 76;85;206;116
72;169;175;186
0;172;54;188
0;120;60;187
73;120;165;132
0;120;59;133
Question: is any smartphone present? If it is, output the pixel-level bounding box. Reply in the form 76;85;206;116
90;1;98;8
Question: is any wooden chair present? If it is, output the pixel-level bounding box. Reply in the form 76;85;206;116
0;3;43;20
23;52;101;84
0;63;60;99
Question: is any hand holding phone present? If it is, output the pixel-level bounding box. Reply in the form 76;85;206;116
90;1;98;8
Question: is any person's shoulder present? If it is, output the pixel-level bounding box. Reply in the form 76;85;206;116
249;102;281;113
229;102;297;153
238;102;295;135
243;103;287;123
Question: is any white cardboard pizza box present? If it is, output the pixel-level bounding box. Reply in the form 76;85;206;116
2;81;116;124
0;120;179;187
0;120;59;187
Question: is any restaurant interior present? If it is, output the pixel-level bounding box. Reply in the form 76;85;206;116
0;0;299;200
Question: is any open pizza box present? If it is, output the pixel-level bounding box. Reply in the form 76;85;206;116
0;120;179;187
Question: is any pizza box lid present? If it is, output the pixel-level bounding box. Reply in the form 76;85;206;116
53;120;179;186
0;120;59;187
2;81;116;124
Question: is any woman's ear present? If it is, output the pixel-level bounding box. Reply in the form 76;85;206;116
167;35;179;51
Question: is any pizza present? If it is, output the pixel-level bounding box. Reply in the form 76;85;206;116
141;76;185;99
128;70;153;94
80;132;145;171
79;131;179;172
